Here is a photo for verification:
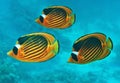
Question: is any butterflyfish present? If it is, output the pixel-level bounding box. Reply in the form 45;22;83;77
35;6;75;29
68;33;113;64
7;32;59;62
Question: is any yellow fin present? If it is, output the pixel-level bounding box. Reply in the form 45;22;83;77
69;14;75;25
97;48;110;60
58;14;75;29
7;50;16;59
52;40;59;54
48;39;59;55
7;50;13;56
107;37;113;50
97;37;113;60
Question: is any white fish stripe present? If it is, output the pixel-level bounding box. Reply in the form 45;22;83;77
72;51;79;56
41;14;46;18
15;44;21;49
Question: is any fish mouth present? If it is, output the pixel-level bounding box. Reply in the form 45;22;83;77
7;50;14;57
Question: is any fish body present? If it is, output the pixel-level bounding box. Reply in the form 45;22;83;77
35;6;75;29
68;33;113;64
7;33;59;62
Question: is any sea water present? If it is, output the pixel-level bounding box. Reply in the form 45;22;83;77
0;0;120;83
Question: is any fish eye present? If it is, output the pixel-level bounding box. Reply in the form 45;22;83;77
39;16;44;23
71;53;78;61
13;46;18;55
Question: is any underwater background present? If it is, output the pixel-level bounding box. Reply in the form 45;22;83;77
0;0;120;83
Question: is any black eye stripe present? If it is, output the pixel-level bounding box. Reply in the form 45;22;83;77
39;16;44;23
13;46;18;55
71;53;78;61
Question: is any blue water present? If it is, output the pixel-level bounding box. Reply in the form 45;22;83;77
0;0;120;83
